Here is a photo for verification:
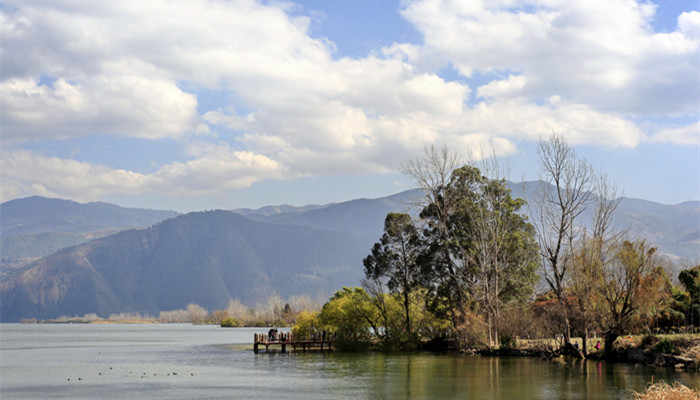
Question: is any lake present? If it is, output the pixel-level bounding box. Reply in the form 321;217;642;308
0;323;697;399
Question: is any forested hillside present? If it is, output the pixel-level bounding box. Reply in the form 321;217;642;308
0;211;366;322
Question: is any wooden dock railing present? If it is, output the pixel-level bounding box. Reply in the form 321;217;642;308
253;332;333;353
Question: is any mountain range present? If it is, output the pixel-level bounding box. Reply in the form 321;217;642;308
1;184;698;322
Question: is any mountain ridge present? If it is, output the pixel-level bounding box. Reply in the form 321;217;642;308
1;185;697;322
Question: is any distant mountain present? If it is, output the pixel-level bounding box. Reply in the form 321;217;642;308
1;187;697;322
0;197;178;273
614;199;700;262
510;182;699;262
233;203;328;217
0;211;367;322
244;190;423;239
1;196;178;236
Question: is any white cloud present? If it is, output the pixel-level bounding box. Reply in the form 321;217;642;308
400;0;698;115
0;146;287;202
0;0;696;203
650;122;699;145
1;76;200;142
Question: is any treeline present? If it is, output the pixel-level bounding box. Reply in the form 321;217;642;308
291;136;700;354
24;294;323;326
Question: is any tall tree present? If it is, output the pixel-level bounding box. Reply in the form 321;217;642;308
447;166;539;346
363;212;422;334
569;172;623;355
418;164;538;347
403;145;466;327
678;265;700;327
532;134;595;343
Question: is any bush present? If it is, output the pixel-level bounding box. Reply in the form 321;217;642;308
455;311;488;349
655;338;674;354
291;310;322;339
499;333;517;350
220;318;241;328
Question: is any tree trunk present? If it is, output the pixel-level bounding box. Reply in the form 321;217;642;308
603;331;619;359
404;290;411;334
582;330;588;357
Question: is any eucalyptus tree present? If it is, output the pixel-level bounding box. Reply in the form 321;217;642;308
403;145;466;327
433;166;538;346
363;212;423;335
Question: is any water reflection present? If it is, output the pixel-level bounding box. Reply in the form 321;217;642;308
304;352;698;400
2;324;697;400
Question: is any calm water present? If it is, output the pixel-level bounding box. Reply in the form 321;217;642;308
0;324;697;399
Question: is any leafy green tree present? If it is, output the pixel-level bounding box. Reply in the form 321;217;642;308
679;265;700;327
318;287;378;351
419;165;538;347
291;310;322;339
363;212;422;335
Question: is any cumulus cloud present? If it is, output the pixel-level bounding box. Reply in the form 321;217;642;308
0;146;287;202
650;122;699;145
400;0;698;115
0;0;696;202
1;76;200;141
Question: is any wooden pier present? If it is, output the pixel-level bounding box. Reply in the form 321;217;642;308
253;332;333;353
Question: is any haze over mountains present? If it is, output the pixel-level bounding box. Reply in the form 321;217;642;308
1;183;698;322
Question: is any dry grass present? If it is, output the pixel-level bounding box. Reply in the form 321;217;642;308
630;382;700;400
684;344;700;364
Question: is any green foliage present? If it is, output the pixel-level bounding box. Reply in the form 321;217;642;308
679;266;700;300
655;337;674;354
679;266;700;326
291;310;322;339
499;333;517;350
418;165;539;346
220;317;242;328
363;212;422;335
319;287;376;351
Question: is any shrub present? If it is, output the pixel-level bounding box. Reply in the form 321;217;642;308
655;338;674;354
220;318;241;328
455;311;488;349
499;333;517;350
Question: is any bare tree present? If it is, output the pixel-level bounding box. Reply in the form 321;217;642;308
532;134;595;344
186;303;209;324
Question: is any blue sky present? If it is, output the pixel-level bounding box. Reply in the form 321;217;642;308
1;0;698;212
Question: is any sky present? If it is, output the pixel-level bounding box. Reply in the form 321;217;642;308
1;0;698;212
